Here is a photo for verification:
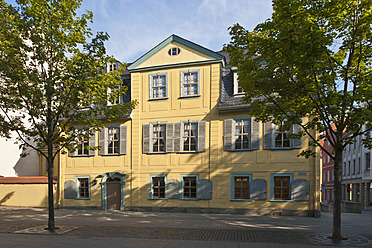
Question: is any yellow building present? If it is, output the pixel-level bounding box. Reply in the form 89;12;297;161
59;35;321;216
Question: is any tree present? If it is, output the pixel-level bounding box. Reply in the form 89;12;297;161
0;0;136;231
225;0;371;241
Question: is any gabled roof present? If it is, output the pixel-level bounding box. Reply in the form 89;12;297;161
127;34;225;71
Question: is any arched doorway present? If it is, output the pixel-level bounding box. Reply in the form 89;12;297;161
101;172;125;210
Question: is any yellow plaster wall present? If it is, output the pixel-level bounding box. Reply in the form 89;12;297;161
60;121;132;208
0;184;57;207
137;42;215;69
59;40;321;213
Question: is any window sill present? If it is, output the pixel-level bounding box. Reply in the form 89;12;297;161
148;152;167;155
231;150;253;153
149;98;168;101
270;148;293;152
75;198;91;201
178;151;198;154
72;155;92;158
178;95;200;99
233;93;245;97
269;200;293;203
230;199;252;202
148;198;168;201
180;198;199;201
101;154;122;157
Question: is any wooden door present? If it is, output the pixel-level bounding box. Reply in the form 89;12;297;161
107;178;121;210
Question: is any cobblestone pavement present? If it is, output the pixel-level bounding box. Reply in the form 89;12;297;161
1;207;372;247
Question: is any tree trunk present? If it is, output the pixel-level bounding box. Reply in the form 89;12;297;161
332;146;343;240
47;152;55;231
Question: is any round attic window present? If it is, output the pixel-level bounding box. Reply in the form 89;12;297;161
168;47;181;56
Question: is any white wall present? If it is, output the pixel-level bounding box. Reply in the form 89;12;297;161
0;137;39;177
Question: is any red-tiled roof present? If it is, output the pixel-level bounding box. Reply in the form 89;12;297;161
0;176;58;184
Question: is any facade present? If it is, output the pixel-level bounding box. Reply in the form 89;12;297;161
59;35;321;216
342;127;372;210
0;136;39;177
320;131;335;204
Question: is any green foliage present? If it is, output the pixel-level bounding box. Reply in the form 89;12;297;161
225;0;372;156
0;0;137;160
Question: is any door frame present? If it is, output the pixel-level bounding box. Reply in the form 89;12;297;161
101;172;125;210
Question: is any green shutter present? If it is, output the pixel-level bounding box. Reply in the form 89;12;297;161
197;121;206;152
120;125;127;155
142;124;150;154
224;119;234;151
251;118;260;150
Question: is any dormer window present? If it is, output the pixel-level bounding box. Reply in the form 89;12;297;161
168;47;181;56
233;72;244;95
109;63;117;72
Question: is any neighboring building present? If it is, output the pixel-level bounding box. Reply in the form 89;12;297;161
321;135;334;204
342;127;372;210
0;137;39;177
57;34;321;216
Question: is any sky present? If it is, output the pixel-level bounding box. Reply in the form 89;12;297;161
5;0;273;62
80;0;273;62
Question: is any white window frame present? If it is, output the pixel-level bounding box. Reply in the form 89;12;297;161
234;119;250;150
107;127;120;155
182;121;198;152
75;175;91;200
149;174;167;200
180;69;200;97
149;72;168;100
152;123;166;153
273;121;291;149
233;71;244;95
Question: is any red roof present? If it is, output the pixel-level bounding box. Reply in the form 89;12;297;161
0;176;58;184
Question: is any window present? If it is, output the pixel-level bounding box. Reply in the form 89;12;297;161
323;172;326;183
143;121;206;154
358;158;361;173
107;127;120;154
332;169;334;181
233;176;250;199
183;176;197;199
108;84;122;105
150;176;166;199
327;171;330;182
168;47;180;56
234;119;250;150
224;117;260;151
109;63;117;72
76;176;90;200
366;153;371;171
150;73;168;99
180;69;200;97
152;124;166;153
343;162;346;176
352;159;356;174
233;72;244;95
98;126;127;156
77;129;89;156
273;176;290;200
274;121;290;148
183;122;197;151
348;161;351;175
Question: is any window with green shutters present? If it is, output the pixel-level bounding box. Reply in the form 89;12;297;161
224;117;260;151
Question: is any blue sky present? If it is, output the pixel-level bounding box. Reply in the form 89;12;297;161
6;0;273;63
